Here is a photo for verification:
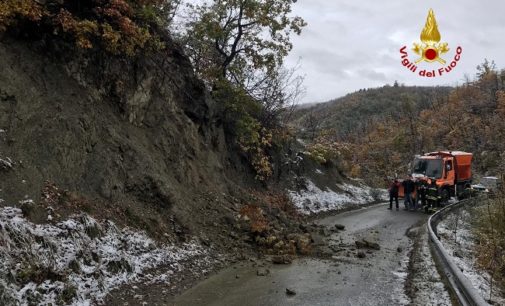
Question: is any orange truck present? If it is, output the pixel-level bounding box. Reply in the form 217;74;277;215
399;151;473;202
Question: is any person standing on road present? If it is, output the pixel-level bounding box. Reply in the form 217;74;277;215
417;181;427;211
388;179;400;210
402;176;415;210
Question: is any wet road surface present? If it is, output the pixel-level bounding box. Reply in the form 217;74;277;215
172;203;426;306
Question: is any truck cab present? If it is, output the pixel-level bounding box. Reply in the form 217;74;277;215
411;151;472;200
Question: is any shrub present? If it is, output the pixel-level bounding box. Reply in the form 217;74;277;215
474;184;505;292
251;190;299;218
214;80;274;181
304;135;353;168
370;188;383;202
237;117;273;181
0;0;177;56
239;204;270;234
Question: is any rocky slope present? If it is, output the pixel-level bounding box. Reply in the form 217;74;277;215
0;31;279;304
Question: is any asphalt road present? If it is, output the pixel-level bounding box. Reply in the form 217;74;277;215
172;203;426;306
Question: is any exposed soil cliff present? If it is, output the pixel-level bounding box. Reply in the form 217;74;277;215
0;37;247;244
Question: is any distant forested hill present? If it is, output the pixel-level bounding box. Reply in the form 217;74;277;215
290;85;452;141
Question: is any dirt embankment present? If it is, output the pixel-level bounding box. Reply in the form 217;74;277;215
0;35;376;243
0;37;248;244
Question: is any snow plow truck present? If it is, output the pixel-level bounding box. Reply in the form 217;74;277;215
399;151;473;204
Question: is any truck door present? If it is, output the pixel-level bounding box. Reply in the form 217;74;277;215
444;160;455;183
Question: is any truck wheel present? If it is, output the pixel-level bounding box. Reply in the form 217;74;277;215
457;185;470;200
440;189;450;204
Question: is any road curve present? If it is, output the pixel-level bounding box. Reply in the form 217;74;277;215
172;203;426;306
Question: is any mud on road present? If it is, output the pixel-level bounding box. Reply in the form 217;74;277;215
171;204;428;306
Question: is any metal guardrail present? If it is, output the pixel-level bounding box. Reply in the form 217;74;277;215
428;199;488;306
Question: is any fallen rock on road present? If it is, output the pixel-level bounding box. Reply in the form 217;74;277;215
355;239;381;250
271;255;293;265
286;288;296;296
335;224;346;230
257;269;270;276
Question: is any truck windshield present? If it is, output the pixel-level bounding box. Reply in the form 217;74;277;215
412;158;443;179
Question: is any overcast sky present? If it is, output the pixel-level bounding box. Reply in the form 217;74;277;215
285;0;505;103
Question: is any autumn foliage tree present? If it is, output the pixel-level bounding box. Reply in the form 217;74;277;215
180;0;306;181
183;0;306;84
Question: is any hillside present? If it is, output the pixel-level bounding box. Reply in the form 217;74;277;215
290;85;452;141
0;34;259;302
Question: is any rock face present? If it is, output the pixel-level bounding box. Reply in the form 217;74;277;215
0;39;244;240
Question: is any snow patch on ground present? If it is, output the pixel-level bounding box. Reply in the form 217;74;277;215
408;226;452;305
288;179;387;215
391;246;411;305
296;138;306;146
0;156;13;170
438;209;505;305
0;206;219;305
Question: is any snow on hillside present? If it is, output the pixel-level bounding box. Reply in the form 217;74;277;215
0;206;219;305
288;179;386;215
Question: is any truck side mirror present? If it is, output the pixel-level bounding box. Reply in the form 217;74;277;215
444;162;451;179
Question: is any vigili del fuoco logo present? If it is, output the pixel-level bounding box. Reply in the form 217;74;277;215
400;9;462;78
